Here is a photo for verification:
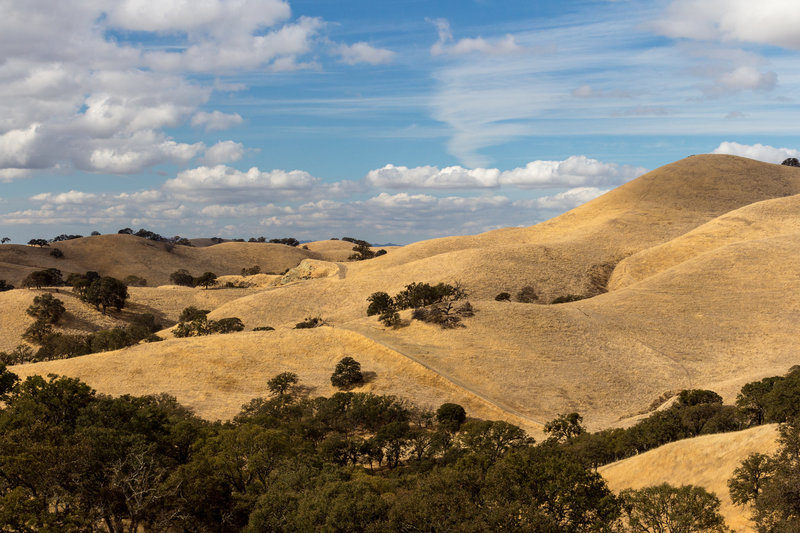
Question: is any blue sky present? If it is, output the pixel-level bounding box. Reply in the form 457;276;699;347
1;0;799;243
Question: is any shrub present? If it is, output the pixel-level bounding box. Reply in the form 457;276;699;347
194;271;217;289
179;306;209;323
516;286;538;303
123;275;147;287
0;280;14;292
49;248;64;258
0;345;35;365
551;294;586;304
27;238;49;247
495;292;511;301
366;292;393;316
212;317;244;334
89;329;131;353
295;317;326;329
84;276;128;314
169;269;195;287
241;265;261;276
331;357;364;390
253;326;275;331
22;319;54;344
26;293;66;324
394;282;465;310
379;310;401;328
781;157;800;167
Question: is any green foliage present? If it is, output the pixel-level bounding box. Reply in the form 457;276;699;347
123;274;148;287
551;294;586;304
241;265;261;276
49;247;63;258
84;276;128;313
267;372;299;397
516;285;538;303
728;453;773;506
436;402;467;432
294;316;326;329
0;345;35;366
620;483;729;532
252;326;275;331
544;412;586;443
194;271;217;289
736;376;782;425
676;389;723;407
174;315;244;337
179;306;209;323
22;319;53;344
348;239;386;261
169;269;195;287
26;293;66;324
27;238;49;247
22;268;63;289
495;292;511;301
331;357;364;390
379;310;401;328
394;281;465;310
366;291;393;316
269;237;300;246
0;279;14;291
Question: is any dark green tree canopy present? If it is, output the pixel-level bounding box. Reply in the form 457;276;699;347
331;357;364;390
84;276;129;314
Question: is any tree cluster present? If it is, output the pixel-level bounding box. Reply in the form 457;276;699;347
367;281;472;328
117;228;193;247
346;238;387;261
70;273;129;314
169;270;217;288
0;279;14;292
22;268;64;289
173;308;244;338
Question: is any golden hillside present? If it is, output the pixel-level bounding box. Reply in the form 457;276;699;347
600;424;780;533
0;236;364;287
8;154;800;435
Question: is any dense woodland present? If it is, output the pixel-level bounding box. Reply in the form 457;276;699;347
0;360;798;532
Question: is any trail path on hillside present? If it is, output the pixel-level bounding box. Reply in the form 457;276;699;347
341;322;545;431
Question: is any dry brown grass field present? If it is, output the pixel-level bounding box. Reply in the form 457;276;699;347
4;154;798;505
601;424;780;532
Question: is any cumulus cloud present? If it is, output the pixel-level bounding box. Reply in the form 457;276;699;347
191;111;244;132
654;0;800;49
712;141;800;163
514;187;610;210
713;66;776;93
366;156;645;190
335;42;396;65
29;191;98;205
430;19;522;56
202;141;245;165
163;165;320;202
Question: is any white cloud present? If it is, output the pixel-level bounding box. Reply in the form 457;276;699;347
203;141;245;165
191;111;244;132
654;0;800;49
515;187;609;210
712;141;800;163
365;156;645;190
0;168;31;183
163;165;320;202
30;190;97;205
430;19;522;57
335;42;395;65
715;66;776;92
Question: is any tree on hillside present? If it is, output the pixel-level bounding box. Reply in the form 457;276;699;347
0;280;13;292
195;272;217;289
620;484;728;532
22;269;63;289
170;269;195;287
26;293;66;324
331;357;364;390
267;372;299;398
544;412;586;443
84;276;128;314
1;237;9;244
781;157;800;167
27;238;49;247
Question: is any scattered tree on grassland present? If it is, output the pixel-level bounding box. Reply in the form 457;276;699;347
84;276;128;314
330;357;364;390
22;268;64;289
0;280;14;292
267;372;299;397
169;269;195;287
781;157;800;167
26;293;66;324
294;317;327;329
195;271;217;289
620;484;729;533
27;238;49;247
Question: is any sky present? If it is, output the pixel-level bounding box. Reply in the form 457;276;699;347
1;0;800;244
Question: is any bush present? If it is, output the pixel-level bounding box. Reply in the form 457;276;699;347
174;315;244;337
0;280;14;292
551;294;586;304
123;275;147;287
366;292;393;316
49;248;64;258
781;157;800;167
36;334;92;360
295;317;326;329
26;293;66;324
170;269;195;287
212;317;244;334
331;357;364;390
179;306;210;323
379;310;401;328
253;326;275;331
516;286;538;303
241;266;261;276
495;292;511;301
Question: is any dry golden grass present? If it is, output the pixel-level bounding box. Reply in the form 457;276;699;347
600;424;780;533
11;327;539;433
5;154;800;442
